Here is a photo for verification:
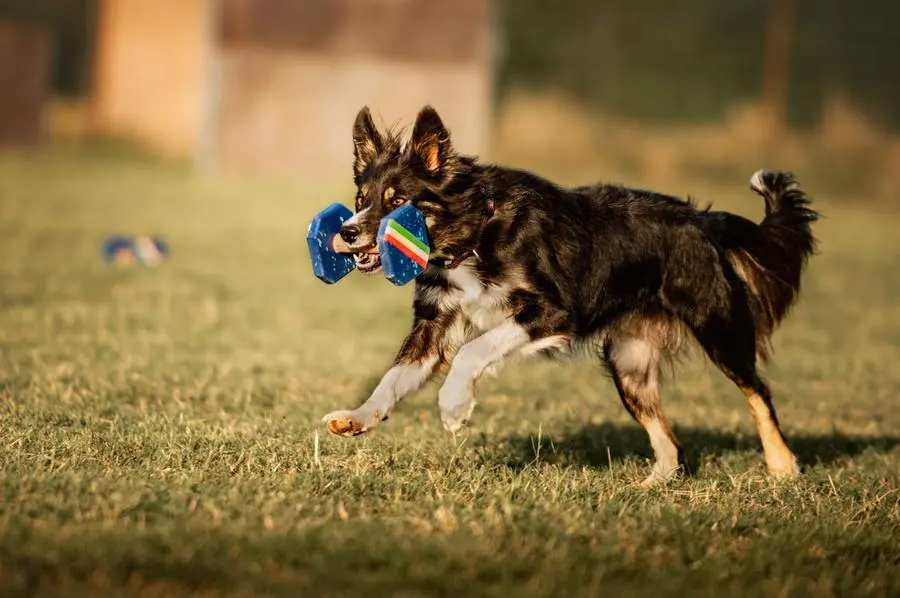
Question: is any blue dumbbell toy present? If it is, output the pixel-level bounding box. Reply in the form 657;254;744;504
102;235;169;267
306;203;357;284
306;203;430;285
378;203;431;285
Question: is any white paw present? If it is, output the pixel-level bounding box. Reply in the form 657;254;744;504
639;461;681;489
321;409;380;437
766;452;800;479
439;399;476;434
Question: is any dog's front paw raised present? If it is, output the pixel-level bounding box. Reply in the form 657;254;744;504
322;409;381;437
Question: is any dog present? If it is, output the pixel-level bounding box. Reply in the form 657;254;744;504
322;105;818;486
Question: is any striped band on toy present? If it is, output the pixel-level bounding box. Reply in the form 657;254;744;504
383;219;429;267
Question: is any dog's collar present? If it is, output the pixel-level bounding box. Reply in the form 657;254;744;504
434;195;495;270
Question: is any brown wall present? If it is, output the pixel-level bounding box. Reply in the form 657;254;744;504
91;0;214;156
89;0;494;182
0;21;51;148
215;51;492;181
220;0;489;63
214;0;493;182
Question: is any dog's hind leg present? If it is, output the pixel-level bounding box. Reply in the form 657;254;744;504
438;320;570;433
604;336;682;487
691;316;799;479
661;226;799;478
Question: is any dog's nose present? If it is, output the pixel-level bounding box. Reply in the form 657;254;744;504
339;224;360;245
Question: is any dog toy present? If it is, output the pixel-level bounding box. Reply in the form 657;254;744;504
306;203;430;285
306;203;357;284
102;235;169;267
377;203;430;285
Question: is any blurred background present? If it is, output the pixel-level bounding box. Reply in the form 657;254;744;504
1;0;899;197
1;5;899;593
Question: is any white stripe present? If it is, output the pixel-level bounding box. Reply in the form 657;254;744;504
384;229;429;261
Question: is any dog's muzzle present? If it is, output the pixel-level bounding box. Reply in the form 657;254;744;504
354;250;382;274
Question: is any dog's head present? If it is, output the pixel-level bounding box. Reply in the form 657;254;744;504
339;105;487;274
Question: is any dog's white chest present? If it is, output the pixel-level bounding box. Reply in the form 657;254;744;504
443;265;509;331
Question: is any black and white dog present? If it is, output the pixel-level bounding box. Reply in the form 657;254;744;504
323;105;818;486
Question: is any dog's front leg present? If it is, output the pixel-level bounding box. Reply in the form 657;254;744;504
322;359;433;437
322;311;464;437
437;320;535;433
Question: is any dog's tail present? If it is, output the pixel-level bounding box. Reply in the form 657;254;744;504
727;170;819;358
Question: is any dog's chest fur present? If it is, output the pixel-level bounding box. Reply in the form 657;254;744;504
437;263;510;332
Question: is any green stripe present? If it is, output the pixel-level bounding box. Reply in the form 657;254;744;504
385;230;428;261
387;220;429;254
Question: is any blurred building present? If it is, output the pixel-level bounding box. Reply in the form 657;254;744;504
91;0;494;181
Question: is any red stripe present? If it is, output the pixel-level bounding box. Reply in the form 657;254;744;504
386;234;428;267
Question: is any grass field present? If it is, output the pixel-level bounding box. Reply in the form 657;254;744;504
1;149;898;597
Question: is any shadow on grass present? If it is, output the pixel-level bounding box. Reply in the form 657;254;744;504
495;422;900;475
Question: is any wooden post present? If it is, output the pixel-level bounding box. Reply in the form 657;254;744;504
0;20;51;148
91;0;212;157
761;0;795;133
196;0;221;174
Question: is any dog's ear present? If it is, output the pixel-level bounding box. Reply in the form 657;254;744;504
352;106;383;180
409;105;454;179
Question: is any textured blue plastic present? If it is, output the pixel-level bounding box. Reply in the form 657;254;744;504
102;236;133;262
307;203;356;284
101;235;170;267
377;204;431;286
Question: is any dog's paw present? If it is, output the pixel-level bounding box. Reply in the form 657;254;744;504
441;413;466;434
767;453;801;479
440;401;475;434
322;410;378;437
639;463;682;489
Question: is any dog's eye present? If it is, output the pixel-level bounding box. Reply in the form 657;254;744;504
390;196;406;209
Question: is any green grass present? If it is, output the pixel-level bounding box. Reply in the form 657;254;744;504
0;150;898;598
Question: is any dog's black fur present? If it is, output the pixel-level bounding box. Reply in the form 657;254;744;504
324;105;819;485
